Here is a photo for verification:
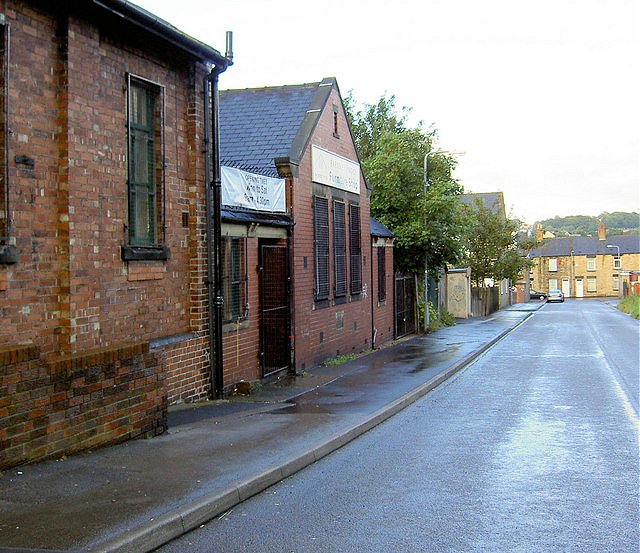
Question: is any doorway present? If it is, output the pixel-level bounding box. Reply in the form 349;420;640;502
562;278;570;298
259;242;290;377
575;278;584;298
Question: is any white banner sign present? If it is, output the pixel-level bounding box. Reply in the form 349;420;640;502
311;145;360;194
221;166;286;213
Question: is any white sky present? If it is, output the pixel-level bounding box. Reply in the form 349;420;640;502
131;0;640;224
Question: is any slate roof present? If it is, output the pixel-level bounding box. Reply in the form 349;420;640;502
220;79;341;178
370;217;394;238
529;234;640;257
460;192;506;217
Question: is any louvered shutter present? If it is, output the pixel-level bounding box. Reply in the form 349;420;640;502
349;204;362;295
313;196;330;301
333;200;347;298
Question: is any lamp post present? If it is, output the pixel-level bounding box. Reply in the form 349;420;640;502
606;244;620;261
422;149;463;331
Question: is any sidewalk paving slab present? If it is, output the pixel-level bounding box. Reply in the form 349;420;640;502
0;303;542;553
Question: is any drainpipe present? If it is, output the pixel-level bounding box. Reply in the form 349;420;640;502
370;236;376;349
204;32;233;399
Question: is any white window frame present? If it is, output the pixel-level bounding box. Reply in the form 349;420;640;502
548;278;558;291
587;256;596;271
548;258;558;272
613;256;621;269
612;276;619;291
587;276;596;293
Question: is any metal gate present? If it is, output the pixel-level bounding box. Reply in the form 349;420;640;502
259;245;290;377
395;272;416;338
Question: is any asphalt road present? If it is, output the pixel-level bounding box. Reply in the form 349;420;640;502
156;299;640;553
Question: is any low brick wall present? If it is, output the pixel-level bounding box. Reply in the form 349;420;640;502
0;342;166;469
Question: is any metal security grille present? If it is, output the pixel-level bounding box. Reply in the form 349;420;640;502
349;204;362;295
395;273;416;338
333;200;347;298
221;237;246;322
377;246;386;302
260;245;289;377
313;196;330;301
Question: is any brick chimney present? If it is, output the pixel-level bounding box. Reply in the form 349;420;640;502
535;223;544;241
598;222;606;240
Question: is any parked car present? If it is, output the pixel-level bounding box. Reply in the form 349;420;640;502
547;289;564;303
530;290;547;301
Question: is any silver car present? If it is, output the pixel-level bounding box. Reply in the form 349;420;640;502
547;289;564;303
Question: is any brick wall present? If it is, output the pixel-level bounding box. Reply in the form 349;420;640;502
292;87;373;370
0;2;217;413
372;243;395;348
0;342;166;469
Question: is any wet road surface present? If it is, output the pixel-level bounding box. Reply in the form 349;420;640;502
156;299;639;552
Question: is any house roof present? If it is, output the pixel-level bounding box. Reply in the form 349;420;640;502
370;217;394;238
460;192;506;217
529;234;640;257
220;77;368;186
85;0;228;65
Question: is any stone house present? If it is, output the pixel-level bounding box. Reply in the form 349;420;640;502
529;224;640;297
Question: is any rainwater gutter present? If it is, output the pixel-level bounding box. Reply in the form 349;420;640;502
204;32;233;399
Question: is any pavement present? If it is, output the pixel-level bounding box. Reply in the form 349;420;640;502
0;302;543;553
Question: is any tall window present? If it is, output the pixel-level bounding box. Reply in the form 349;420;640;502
587;256;596;271
548;258;558;272
127;76;164;246
313;196;329;303
613;256;621;269
333;200;346;299
0;20;8;242
221;237;246;322
587;276;596;293
377;246;386;302
548;278;558;291
349;204;362;295
612;276;619;291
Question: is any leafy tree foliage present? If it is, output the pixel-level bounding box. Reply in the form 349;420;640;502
537;212;639;236
461;198;533;286
345;94;465;274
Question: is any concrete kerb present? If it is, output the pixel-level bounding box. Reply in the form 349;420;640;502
89;312;532;553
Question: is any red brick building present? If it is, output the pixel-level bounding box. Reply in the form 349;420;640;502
0;0;231;467
219;78;395;380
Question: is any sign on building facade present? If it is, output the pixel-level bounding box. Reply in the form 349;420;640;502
221;165;286;212
311;145;360;194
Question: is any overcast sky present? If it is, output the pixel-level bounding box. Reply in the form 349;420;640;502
131;0;639;224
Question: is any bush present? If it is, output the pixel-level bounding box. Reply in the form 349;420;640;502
618;294;640;319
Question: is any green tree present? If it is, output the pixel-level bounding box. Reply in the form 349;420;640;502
345;94;465;274
461;198;533;287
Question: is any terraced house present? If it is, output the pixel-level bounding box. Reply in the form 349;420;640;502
529;224;640;298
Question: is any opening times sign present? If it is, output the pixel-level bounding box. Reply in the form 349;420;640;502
311;145;360;195
221;165;286;213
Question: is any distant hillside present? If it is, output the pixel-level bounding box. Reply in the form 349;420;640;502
537;212;639;237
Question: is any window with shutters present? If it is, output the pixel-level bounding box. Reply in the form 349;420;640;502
126;75;166;251
313;196;330;304
333;200;346;300
221;237;246;322
377;246;386;302
349;204;362;296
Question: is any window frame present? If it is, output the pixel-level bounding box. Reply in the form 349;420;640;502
548;258;558;272
349;203;362;297
548;278;558;291
332;199;347;301
612;276;619;291
586;256;596;272
313;195;330;304
122;74;168;261
613;256;621;270
587;276;597;293
377;245;386;302
221;236;247;323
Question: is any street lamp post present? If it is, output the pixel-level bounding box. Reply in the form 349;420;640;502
422;149;463;331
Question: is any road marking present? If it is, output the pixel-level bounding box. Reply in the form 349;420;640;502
595;343;640;433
